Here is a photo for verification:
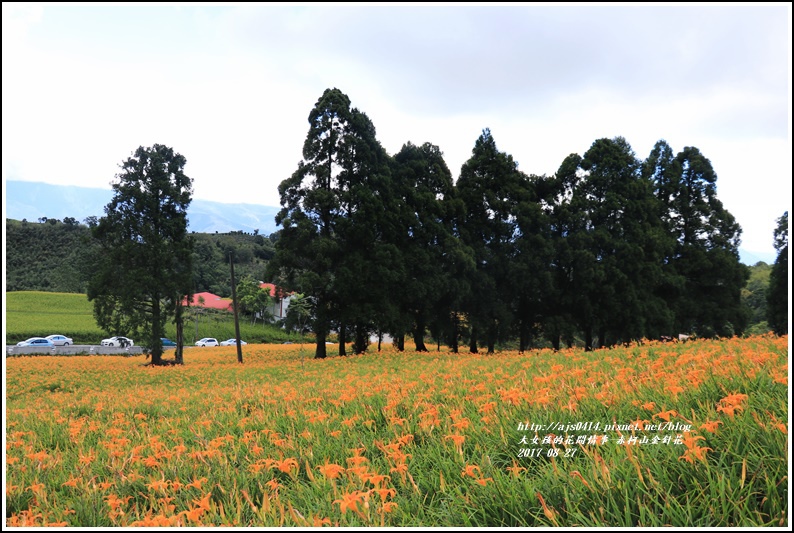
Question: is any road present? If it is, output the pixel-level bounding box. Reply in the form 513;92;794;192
6;344;147;356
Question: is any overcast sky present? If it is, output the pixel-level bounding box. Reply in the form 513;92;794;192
2;3;791;262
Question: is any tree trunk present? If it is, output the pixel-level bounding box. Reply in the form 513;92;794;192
339;323;347;356
353;324;368;354
175;299;184;365
314;299;329;359
450;313;458;354
315;331;327;359
584;327;593;352
487;322;496;354
151;297;163;365
518;320;529;354
395;334;405;352
414;312;428;352
469;325;478;354
597;327;606;349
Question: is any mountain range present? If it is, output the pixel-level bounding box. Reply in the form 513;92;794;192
4;180;775;265
4;180;281;235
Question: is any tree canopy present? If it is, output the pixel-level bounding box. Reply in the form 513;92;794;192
87;144;194;364
266;89;754;356
767;211;788;336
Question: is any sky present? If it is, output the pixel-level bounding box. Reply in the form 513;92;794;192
2;3;791;263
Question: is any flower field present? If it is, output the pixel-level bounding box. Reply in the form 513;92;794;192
4;335;789;527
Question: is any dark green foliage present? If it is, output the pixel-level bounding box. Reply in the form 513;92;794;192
269;88;378;358
190;232;274;297
390;141;468;352
549;137;674;350
87;144;194;365
236;275;272;325
767;211;788;335
645;141;750;338
5;218;100;293
456;129;534;353
5;221;276;297
742;262;772;334
8;97;757;352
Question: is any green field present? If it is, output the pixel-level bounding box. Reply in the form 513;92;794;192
5;291;306;346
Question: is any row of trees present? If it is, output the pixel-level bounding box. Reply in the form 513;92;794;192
82;88;788;364
269;88;767;359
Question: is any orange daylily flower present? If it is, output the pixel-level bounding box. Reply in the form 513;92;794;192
186;477;208;490
193;492;212;512
334;490;366;514
716;404;739;417
570;470;590;488
720;393;748;406
312;516;332;526
105;493;131;511
445;434;465;447
666;384;685;396
364;473;390;487
381;501;398;513
146;478;169;492
371;487;396;500
699;420;722;433
654;409;677;422
506;463;526;477
346;455;369;467
461;464;481;478
181;507;205;523
680;446;712;464
26;451;50;462
317;462;346;480
276;457;299;474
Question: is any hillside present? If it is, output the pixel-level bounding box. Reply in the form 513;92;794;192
4;218;774;337
5;218;277;297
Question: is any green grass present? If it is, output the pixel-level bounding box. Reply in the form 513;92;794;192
5;291;102;344
5;291;309;346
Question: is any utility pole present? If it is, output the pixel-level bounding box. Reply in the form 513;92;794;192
229;253;243;363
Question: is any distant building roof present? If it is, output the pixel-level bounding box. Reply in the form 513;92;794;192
184;292;233;311
259;283;291;300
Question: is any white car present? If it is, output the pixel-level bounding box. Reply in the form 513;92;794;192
195;337;219;347
46;334;74;346
101;336;134;347
220;338;247;346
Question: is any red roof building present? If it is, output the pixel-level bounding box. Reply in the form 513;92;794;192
260;283;293;320
183;292;233;311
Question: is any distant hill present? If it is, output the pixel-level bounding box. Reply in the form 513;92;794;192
3;180;775;265
4;180;281;235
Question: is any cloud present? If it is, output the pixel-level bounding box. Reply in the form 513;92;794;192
2;3;790;258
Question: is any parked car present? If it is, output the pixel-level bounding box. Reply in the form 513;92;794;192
220;338;247;346
46;334;73;346
16;337;55;348
101;336;134;347
195;338;219;347
161;338;176;347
